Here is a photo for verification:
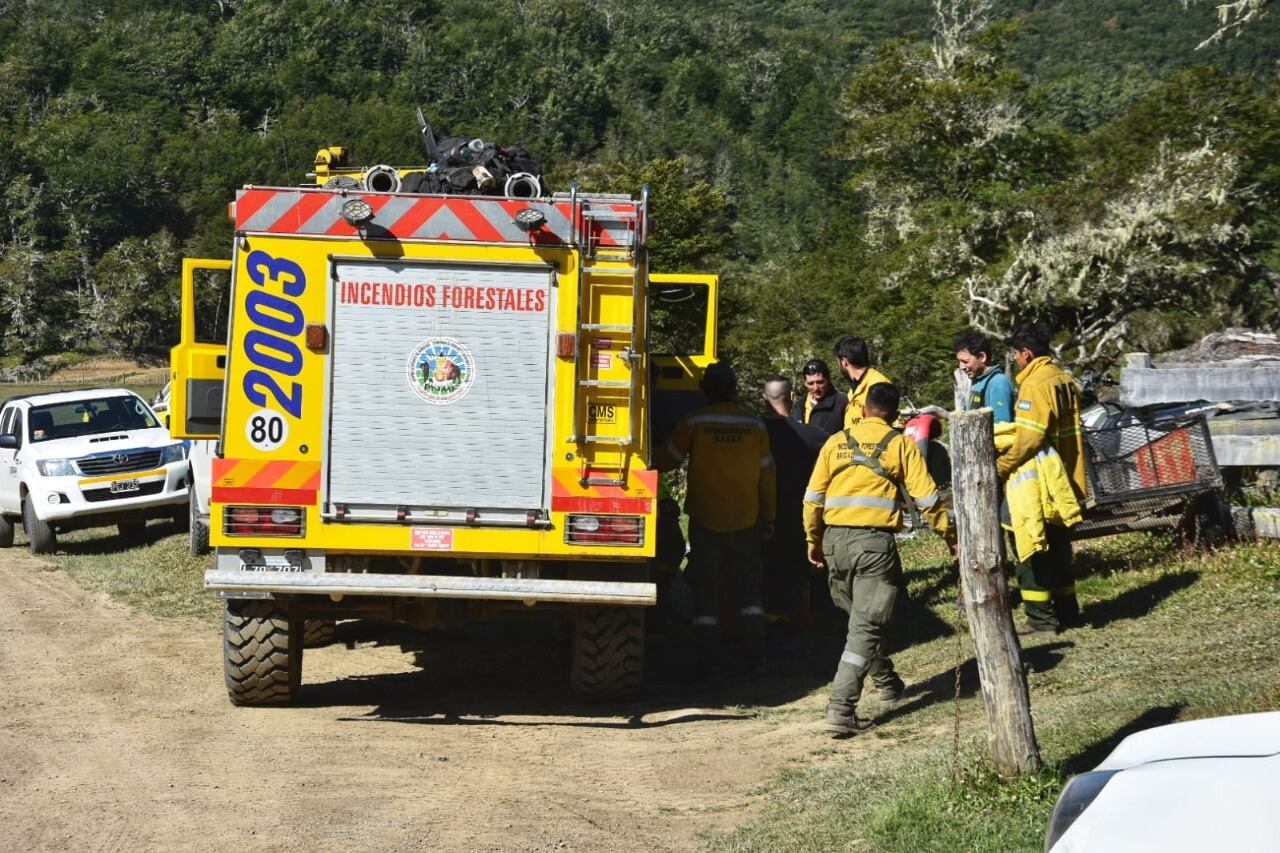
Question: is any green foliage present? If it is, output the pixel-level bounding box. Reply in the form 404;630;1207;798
93;231;182;356
568;157;729;272
740;16;1280;385
0;0;1275;379
0;243;80;356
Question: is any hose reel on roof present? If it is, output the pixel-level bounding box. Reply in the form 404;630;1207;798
362;164;401;194
504;172;542;199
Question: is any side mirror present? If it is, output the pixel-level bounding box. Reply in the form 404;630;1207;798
0;434;18;449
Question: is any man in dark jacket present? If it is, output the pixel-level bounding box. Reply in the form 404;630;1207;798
765;375;826;648
791;358;847;437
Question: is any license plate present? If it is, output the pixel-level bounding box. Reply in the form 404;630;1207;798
109;479;140;494
241;556;304;573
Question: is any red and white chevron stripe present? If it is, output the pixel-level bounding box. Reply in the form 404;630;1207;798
233;187;638;247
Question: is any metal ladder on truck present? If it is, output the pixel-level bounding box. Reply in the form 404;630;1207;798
566;184;648;488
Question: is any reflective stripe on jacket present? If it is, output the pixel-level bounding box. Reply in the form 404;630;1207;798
655;401;776;532
995;356;1086;500
996;423;1083;562
842;366;893;430
803;416;952;544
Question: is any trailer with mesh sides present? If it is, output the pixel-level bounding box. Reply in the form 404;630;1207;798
1071;414;1223;540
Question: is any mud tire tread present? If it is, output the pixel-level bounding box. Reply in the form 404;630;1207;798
189;494;210;557
223;600;301;706
303;619;337;648
22;498;55;555
0;514;13;548
570;606;644;701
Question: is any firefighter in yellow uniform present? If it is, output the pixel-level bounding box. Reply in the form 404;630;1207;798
656;362;776;677
834;335;893;430
804;383;954;735
995;322;1087;634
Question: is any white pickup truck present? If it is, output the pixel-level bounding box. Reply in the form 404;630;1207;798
150;381;215;555
0;388;191;553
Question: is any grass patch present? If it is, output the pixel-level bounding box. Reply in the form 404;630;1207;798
16;519;218;621
714;534;1280;852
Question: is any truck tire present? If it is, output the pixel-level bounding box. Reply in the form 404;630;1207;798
189;495;210;557
0;514;13;548
118;520;147;545
22;498;55;555
223;599;302;706
304;619;337;648
570;606;645;701
1180;492;1229;548
172;501;190;533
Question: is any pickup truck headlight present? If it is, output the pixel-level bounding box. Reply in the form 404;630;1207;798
158;443;187;465
1044;770;1119;851
36;458;77;477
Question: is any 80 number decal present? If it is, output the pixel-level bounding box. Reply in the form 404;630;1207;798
241;249;306;451
245;406;288;452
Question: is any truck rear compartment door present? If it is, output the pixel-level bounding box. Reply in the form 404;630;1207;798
649;273;718;447
170;258;233;439
325;260;555;524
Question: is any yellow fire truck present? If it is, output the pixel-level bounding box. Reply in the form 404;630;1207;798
170;146;717;705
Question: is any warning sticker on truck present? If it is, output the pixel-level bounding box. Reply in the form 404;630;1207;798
411;528;455;551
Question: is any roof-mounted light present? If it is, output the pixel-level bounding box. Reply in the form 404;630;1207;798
513;207;546;232
341;198;374;227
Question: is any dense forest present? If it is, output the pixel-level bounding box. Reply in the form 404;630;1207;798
0;0;1277;402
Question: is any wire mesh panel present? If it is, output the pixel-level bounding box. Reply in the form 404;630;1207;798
1082;415;1221;507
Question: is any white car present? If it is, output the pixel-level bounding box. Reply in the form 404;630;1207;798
1046;711;1280;852
0;388;191;553
151;382;215;556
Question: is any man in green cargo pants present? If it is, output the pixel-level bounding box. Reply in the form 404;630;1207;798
803;383;955;735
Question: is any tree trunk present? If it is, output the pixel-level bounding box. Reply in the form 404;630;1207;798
951;408;1042;777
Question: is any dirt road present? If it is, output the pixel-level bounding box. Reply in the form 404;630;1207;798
0;551;837;852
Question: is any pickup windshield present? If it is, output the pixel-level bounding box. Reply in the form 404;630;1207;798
29;395;159;442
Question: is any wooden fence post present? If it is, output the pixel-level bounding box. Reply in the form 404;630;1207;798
951;408;1042;777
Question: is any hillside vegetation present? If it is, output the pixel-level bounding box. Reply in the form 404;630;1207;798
0;0;1277;402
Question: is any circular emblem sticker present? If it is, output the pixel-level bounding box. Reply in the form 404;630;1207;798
407;337;475;405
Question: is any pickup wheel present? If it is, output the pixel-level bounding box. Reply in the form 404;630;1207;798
21;498;55;555
223;599;302;706
304;619;337;648
0;514;13;548
189;494;210;557
570;606;645;701
117;521;147;545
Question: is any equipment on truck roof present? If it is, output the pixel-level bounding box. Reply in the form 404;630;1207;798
313;109;544;198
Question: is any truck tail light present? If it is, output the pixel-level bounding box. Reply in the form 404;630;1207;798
565;514;645;547
224;505;305;537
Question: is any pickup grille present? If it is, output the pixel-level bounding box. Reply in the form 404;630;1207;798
77;449;163;476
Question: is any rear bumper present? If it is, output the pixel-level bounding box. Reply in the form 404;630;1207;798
204;569;656;606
